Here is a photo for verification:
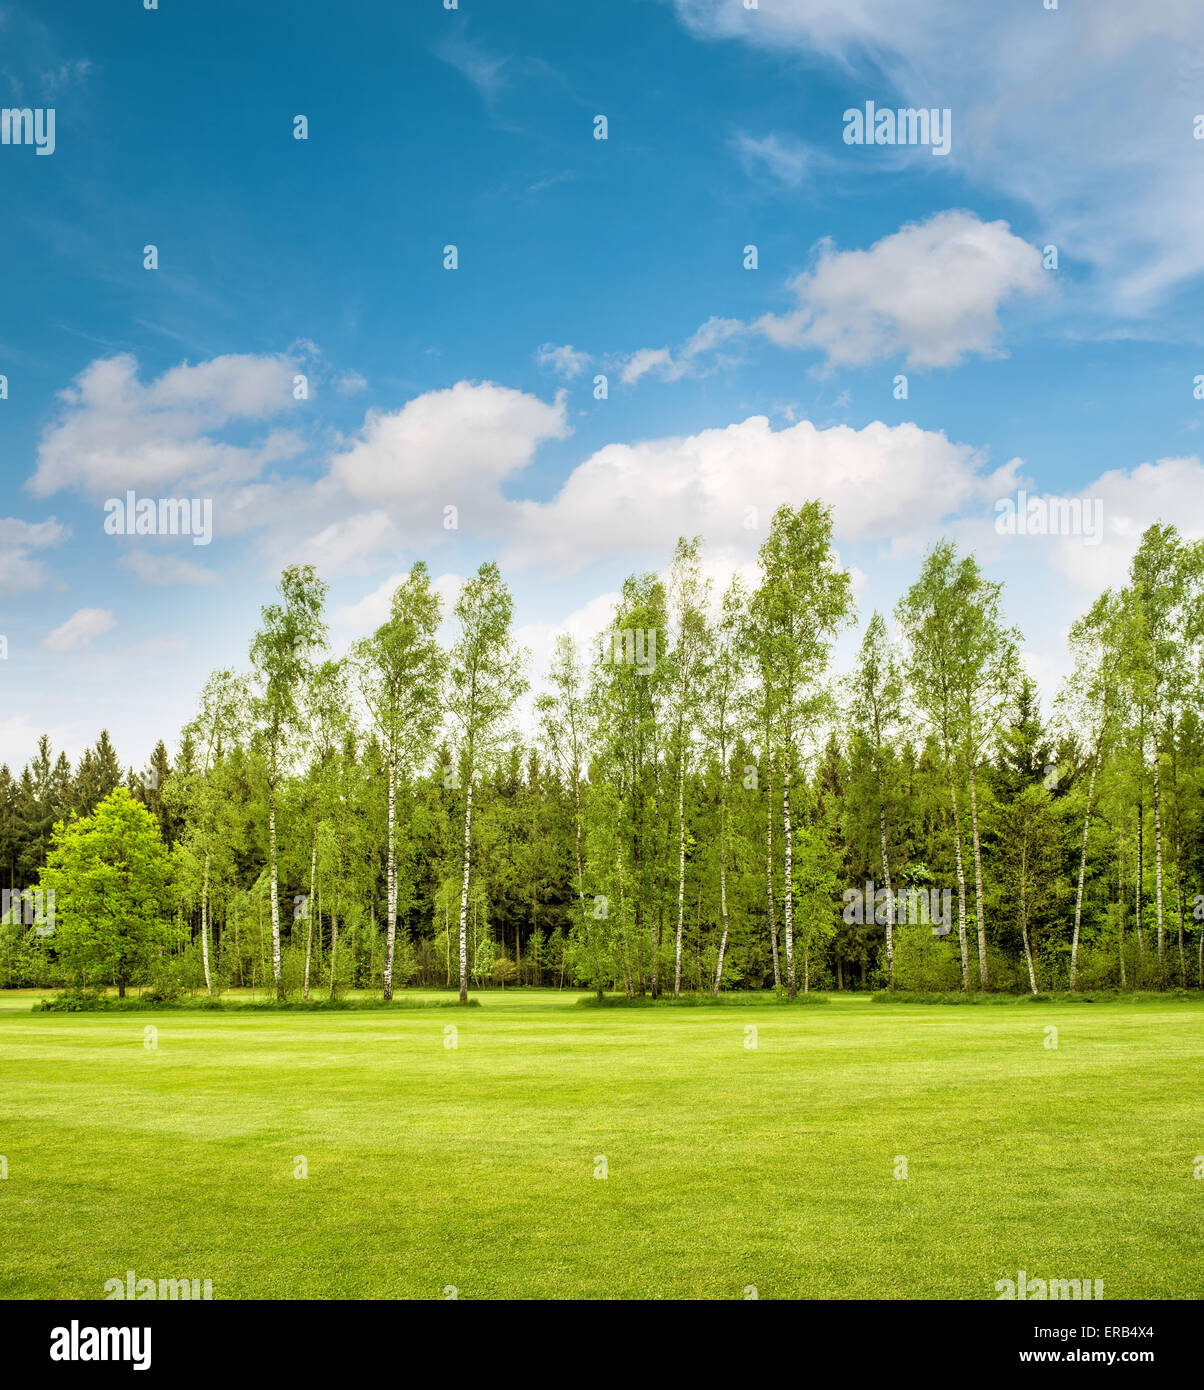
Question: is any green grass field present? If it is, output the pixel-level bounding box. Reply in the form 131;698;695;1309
1;990;1200;1299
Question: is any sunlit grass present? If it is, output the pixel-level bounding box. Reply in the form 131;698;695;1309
1;990;1199;1298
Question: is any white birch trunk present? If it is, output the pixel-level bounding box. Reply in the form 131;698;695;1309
674;740;686;998
1153;743;1166;985
383;754;397;1001
458;780;472;1003
1069;759;1097;991
879;803;894;990
269;798;283;999
713;799;730;997
949;777;970;992
783;775;796;998
200;849;213;996
303;827;317;1001
766;793;780;990
968;772;988;988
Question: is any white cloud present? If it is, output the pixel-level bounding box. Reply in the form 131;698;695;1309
29;352;304;499
515;590;623;682
41;608;116;653
1046;455;1204;592
334;370;368;397
507;413;1020;574
756;211;1047;368
619;211;1046;381
119;551;217;586
434;32;510;105
536;343;590;380
0;516;68;592
618;317;745;385
671;0;1204;313
731;131;817;187
331;570;463;642
328;379;569;510
284;509;400;578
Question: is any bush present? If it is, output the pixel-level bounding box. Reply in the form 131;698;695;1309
140;961;184;1004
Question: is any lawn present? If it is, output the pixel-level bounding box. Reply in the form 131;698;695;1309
0;990;1200;1299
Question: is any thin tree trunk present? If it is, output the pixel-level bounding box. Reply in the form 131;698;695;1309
1153;740;1166;986
269;796;283;1000
968;771;989;989
383;754;397;1001
458;781;472;1003
783;772;796;998
1136;726;1146;974
328;896;339;1000
949;774;970;992
766;784;780;989
1069;758;1098;991
200;849;213;996
303;826;316;1001
1118;848;1126;989
1172;729;1186;986
618;831;632;998
674;738;686;999
1021;862;1038;995
1175;850;1186;987
879;800;894;990
713;784;730;997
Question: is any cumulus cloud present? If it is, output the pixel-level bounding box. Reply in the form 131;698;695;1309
756;211;1047;368
0;516;68;592
618;212;1046;381
29;352;304;499
281;509;400;578
1045;455;1204;592
506;413;1020;574
41;608;116;653
328;379;569;511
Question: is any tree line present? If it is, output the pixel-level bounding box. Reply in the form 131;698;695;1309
2;503;1202;1001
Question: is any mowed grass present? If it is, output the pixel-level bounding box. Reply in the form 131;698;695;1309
0;990;1201;1300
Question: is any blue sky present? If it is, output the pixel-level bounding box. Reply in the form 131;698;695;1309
4;0;1204;770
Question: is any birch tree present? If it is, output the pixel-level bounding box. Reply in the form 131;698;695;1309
751;504;854;998
1059;589;1126;989
352;562;445;1001
848;611;904;988
1128;525;1194;986
705;575;749;996
666;538;711;998
448;562;528;1003
249;566;328;1000
302;658;351;1000
898;544;973;991
178;668;245;996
